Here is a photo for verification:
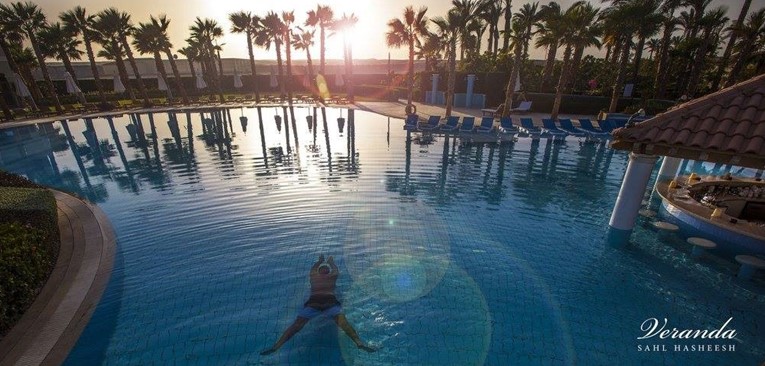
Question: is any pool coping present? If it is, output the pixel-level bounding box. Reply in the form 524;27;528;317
0;190;116;366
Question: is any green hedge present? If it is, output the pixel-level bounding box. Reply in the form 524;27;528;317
0;178;58;337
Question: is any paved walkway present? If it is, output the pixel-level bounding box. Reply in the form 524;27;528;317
0;191;116;366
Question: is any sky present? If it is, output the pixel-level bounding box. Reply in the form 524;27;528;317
31;0;765;62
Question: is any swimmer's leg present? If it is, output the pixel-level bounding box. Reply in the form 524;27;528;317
260;316;310;355
334;314;376;352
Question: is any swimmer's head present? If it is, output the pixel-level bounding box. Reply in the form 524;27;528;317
318;263;331;274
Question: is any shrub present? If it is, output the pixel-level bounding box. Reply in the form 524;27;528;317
0;223;55;335
0;183;58;337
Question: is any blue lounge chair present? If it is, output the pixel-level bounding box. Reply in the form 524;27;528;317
558;118;587;137
499;117;519;134
519;118;542;138
476;117;495;133
541;118;568;140
439;116;460;132
404;114;418;130
578;118;611;139
598;119;615;133
420;115;441;131
459;116;476;132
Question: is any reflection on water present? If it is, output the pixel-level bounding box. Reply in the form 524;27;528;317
1;108;763;365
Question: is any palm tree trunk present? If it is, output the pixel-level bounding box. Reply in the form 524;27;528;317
216;49;225;101
346;39;354;102
153;51;171;98
275;41;285;98
285;32;294;101
725;40;755;87
541;42;558;89
305;48;315;97
609;40;631;113
186;58;196;89
569;45;585;91
502;44;523;118
551;44;572;120
0;37;23;107
246;30;260;102
114;53;136;102
83;33;107;104
711;0;752;91
121;35;150;105
29;33;62;112
407;38;414;105
320;24;326;75
445;38;457;117
165;49;189;104
654;18;674;99
631;36;646;82
60;54;79;85
685;32;712;97
20;66;44;103
503;0;512;52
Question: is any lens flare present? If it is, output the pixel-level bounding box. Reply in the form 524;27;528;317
316;74;331;101
343;202;450;302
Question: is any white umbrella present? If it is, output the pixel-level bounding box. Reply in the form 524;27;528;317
195;71;207;89
113;75;126;93
13;73;31;98
335;73;344;87
233;70;243;89
64;71;82;94
269;71;278;88
157;76;168;91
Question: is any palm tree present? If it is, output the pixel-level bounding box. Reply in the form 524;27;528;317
653;0;682;98
0;22;27;107
386;6;429;106
333;13;358;102
305;5;334;76
431;10;460;116
38;22;84;84
502;0;512;51
415;31;443;72
630;0;663;82
229;11;261;101
536;1;563;89
257;12;286;97
9;43;43;103
60;6;107;104
602;0;648;113
515;2;541;62
282;11;296;101
684;6;728;97
92;11;136;101
178;44;199;88
481;0;503;55
292;27;316;95
98;8;151;105
150;15;189;104
96;37;133;100
710;0;753;90
567;3;601;90
503;20;524;118
189;17;225;101
451;0;484;59
725;8;765;87
133;20;173;98
646;38;661;60
0;2;63;112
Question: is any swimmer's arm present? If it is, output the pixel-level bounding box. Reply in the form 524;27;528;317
327;256;338;275
311;254;325;274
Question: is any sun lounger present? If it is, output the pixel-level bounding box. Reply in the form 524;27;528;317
403;114;419;130
519;117;542;137
558;118;587;137
420;115;441;131
476;117;496;133
499;117;519;134
509;101;532;114
578;118;611;139
439;116;460;132
541;118;568;140
481;107;498;117
459;116;476;132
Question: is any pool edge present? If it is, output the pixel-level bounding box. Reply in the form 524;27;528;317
0;190;116;366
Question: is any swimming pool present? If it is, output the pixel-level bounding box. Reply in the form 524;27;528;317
1;108;763;365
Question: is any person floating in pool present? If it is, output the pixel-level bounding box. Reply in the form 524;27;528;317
260;255;376;355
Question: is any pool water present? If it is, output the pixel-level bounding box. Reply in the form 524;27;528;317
1;108;763;365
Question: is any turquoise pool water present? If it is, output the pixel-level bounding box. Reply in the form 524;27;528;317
1;108;763;365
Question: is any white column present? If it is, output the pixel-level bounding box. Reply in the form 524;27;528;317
655;156;681;186
608;153;659;246
430;74;439;104
466;74;476;108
